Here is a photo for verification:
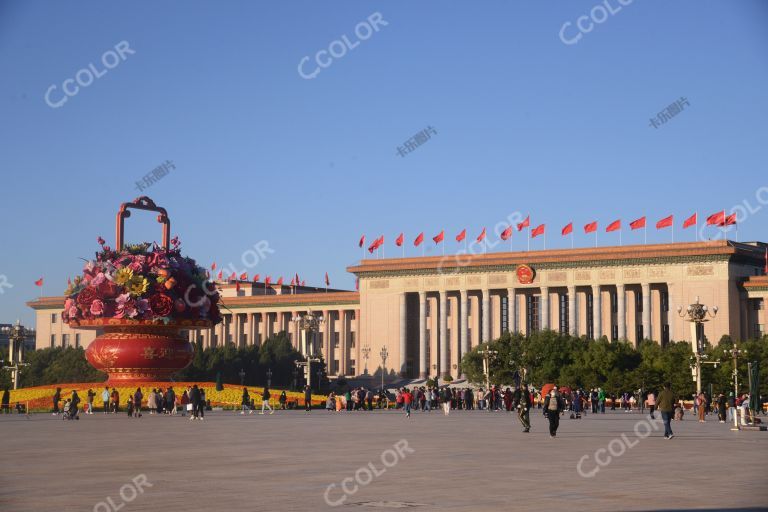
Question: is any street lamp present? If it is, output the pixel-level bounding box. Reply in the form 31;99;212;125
677;296;718;395
379;346;388;391
266;368;273;388
1;321;29;390
478;346;498;395
361;345;371;375
292;311;324;391
724;345;747;430
238;368;246;386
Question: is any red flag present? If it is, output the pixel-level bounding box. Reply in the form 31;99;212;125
368;236;383;254
500;226;513;240
252;274;260;282
630;216;646;230
531;224;545;238
683;213;697;229
562;222;573;236
455;229;466;243
358;235;365;248
265;276;272;286
240;272;248;280
433;230;444;244
717;213;736;226
606;220;621;232
476;227;486;243
217;270;223;280
34;278;43;287
211;262;217;270
277;277;283;286
229;272;236;281
325;272;330;286
395;233;404;247
706;211;725;226
517;215;530;231
414;232;424;246
301;280;305;286
656;215;674;229
584;221;598;234
290;277;295;286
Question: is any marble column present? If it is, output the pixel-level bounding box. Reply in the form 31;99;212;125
666;283;674;344
460;290;469;363
568;286;577;336
439;291;448;378
322;309;330;372
419;292;427;379
540;287;550;331
592;286;602;339
642;283;651;343
216;320;225;347
507;288;516;333
339;310;347;376
481;289;490;342
399;293;407;376
617;284;626;341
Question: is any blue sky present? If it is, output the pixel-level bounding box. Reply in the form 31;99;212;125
1;0;767;325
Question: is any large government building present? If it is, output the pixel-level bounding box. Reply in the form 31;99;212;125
28;240;768;380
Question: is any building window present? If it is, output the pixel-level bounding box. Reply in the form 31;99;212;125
500;296;508;332
62;334;70;348
334;332;339;348
467;328;472;345
661;290;669;312
446;301;451;316
50;334;55;347
526;295;540;334
754;300;763;310
662;325;670;346
611;291;618;314
559;293;569;334
333;360;339;373
75;334;81;348
51;313;57;324
636;325;644;341
425;329;431;363
350;332;356;349
425;301;431;316
586;293;594;339
612;325;619;342
636;291;643;313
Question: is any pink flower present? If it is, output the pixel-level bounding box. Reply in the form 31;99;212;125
91;273;106;287
136;298;151;315
97;236;106;246
90;299;105;316
68;305;79;318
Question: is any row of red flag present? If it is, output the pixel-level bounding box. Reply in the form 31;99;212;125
359;211;738;252
207;267;331;288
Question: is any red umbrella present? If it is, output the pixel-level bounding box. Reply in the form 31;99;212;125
541;383;556;397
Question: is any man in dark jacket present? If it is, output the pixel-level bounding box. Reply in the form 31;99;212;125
189;385;201;420
517;384;532;432
543;387;563;437
656;382;676;439
304;385;312;412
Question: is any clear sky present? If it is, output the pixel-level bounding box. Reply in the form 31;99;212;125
1;0;767;325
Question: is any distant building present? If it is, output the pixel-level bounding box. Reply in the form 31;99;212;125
27;240;768;380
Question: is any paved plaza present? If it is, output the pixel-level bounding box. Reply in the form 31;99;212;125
0;409;766;512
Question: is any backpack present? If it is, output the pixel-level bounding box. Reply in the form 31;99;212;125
548;396;559;411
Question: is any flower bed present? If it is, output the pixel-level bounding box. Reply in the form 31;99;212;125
9;382;328;412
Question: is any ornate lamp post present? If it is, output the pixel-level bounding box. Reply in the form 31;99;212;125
478;346;498;394
266;368;273;388
361;345;371;375
1;321;29;390
724;345;747;430
379;346;388;391
292;310;324;391
238;368;246;386
677;296;718;395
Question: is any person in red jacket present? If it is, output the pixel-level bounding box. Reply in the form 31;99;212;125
402;388;414;418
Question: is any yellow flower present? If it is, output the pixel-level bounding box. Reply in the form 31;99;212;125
115;267;134;285
128;276;149;296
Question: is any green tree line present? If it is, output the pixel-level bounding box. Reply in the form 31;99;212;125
459;330;768;397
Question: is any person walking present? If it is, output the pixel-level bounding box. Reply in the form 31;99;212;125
85;388;95;415
647;391;656;420
198;388;207;420
279;390;287;410
597;388;606;413
165;387;176;415
304;385;312;413
657;382;676;439
110;388;119;413
69;390;81;419
133;388;143;418
402;387;413;418
441;387;452;416
260;387;274;414
1;388;9;414
543;387;563;438
241;387;251;415
697;392;706;422
147;388;157;414
100;387;109;414
517;384;532;432
52;387;62;415
717;393;727;423
189;385;201;420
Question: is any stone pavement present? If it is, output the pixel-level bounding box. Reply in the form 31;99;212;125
0;408;766;512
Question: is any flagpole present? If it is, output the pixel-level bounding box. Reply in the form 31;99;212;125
527;225;530;252
595;230;598;248
571;230;574;249
644;219;647;245
672;222;674;243
695;212;698;242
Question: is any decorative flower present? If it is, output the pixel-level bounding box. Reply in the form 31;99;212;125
76;288;98;307
149;293;173;317
114;267;134;286
97;236;106;245
164;277;176;290
127;276;149;296
136;298;151;315
174;298;186;313
90;272;106;287
90;299;105;316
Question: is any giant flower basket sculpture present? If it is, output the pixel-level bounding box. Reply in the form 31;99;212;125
63;197;222;384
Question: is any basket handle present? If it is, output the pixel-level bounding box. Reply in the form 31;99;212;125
115;196;171;250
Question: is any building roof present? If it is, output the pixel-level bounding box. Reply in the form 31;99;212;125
347;240;767;276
